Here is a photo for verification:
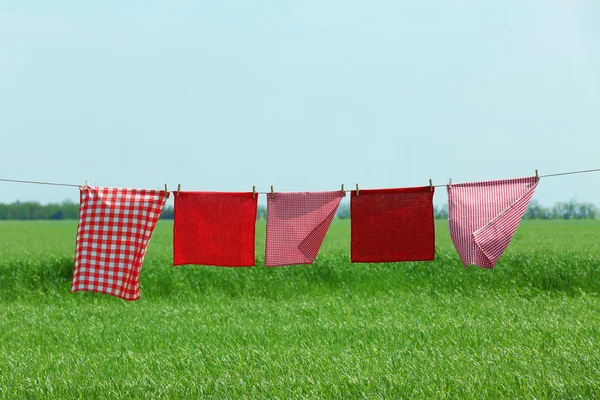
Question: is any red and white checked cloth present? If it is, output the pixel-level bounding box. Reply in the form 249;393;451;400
448;177;538;269
71;186;168;300
265;191;343;267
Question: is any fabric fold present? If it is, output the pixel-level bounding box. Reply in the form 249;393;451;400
351;186;435;263
71;186;168;301
265;191;343;267
448;176;538;268
173;192;257;267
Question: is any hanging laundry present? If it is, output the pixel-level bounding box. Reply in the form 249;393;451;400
448;176;538;268
265;191;344;267
351;186;435;262
173;192;258;267
71;186;168;301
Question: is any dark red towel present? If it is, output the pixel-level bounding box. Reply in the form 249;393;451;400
173;192;258;267
351;186;435;263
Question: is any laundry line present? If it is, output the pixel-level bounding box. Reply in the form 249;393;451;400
1;167;600;193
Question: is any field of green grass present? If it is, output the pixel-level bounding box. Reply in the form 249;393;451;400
0;219;599;398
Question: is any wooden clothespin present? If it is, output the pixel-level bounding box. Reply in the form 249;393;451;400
429;179;433;192
252;185;256;199
449;178;452;188
355;183;359;196
164;184;169;198
270;185;274;199
176;184;181;197
535;169;539;182
84;180;89;190
341;184;345;197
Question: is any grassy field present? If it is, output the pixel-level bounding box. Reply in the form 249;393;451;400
0;219;599;398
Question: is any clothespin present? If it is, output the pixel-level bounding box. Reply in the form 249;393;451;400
252;185;256;199
164;184;169;198
535;169;539;182
270;185;274;199
429;179;433;192
355;183;359;196
176;184;181;197
449;178;452;188
340;184;345;197
84;180;89;190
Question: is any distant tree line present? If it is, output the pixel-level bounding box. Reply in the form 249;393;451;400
0;199;597;220
523;199;598;220
0;200;80;220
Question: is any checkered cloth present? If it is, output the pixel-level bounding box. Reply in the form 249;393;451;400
173;192;258;267
265;191;344;267
448;177;538;269
351;186;435;262
71;186;168;300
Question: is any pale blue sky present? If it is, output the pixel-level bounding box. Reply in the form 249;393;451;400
1;0;599;206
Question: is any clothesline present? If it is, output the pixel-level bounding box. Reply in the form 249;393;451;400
1;167;600;193
0;178;80;188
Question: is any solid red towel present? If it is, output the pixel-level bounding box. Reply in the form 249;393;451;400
265;191;343;267
448;177;538;269
71;186;168;301
351;186;435;263
173;192;258;267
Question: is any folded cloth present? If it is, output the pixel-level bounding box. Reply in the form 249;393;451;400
351;186;435;262
173;192;257;267
265;191;343;266
448;177;538;268
71;186;168;300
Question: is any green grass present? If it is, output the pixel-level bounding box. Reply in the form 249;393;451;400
0;220;599;398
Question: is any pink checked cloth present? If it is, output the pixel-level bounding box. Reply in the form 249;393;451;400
265;191;344;267
448;177;538;268
71;186;168;300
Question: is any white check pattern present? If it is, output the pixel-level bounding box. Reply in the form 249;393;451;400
71;186;168;300
265;191;343;266
448;177;538;268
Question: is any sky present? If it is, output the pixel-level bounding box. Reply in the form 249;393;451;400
0;0;599;207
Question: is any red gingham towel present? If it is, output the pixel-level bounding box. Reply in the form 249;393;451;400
448;177;538;269
71;186;168;301
173;192;258;267
265;191;344;267
351;186;435;263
